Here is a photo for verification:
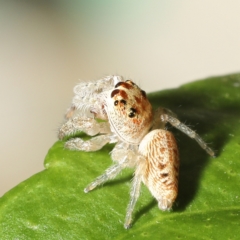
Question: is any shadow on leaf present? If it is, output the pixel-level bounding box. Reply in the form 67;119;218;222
148;76;240;211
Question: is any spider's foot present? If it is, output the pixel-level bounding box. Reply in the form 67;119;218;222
206;146;215;157
124;221;132;230
84;183;97;193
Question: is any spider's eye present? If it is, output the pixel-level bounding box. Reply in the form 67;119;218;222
128;108;137;118
114;100;119;106
120;99;127;105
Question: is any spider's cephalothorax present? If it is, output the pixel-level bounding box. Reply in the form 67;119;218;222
106;80;153;144
58;75;214;229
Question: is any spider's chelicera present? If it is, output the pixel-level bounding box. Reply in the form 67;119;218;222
58;75;214;229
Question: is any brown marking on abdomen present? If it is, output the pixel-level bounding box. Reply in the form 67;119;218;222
160;173;169;178
140;129;179;209
158;163;166;170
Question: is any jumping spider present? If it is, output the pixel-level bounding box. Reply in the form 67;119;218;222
58;75;214;229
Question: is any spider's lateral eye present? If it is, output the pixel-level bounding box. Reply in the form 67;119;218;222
120;99;127;105
128;108;137;118
114;100;119;106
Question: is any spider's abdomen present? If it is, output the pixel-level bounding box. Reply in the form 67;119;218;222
139;129;179;210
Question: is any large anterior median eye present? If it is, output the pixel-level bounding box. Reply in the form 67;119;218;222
128;108;137;118
120;99;127;105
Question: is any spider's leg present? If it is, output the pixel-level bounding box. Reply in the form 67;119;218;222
84;157;128;193
58;117;111;140
123;154;146;229
65;134;116;152
124;174;142;229
66;75;123;119
161;112;215;157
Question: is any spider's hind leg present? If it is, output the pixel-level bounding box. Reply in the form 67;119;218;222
158;108;215;157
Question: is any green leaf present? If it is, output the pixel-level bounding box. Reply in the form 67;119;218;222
1;74;240;239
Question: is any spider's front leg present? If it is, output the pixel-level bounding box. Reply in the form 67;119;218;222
64;75;123;120
84;156;129;193
65;134;116;152
156;108;215;157
84;145;140;192
58;116;113;152
58;117;111;140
